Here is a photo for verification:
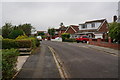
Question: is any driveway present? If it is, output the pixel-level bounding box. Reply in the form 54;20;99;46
14;44;61;79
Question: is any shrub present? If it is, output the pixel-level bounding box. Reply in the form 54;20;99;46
15;34;28;40
2;39;18;49
16;40;32;48
0;35;3;40
63;38;76;42
28;37;40;48
2;37;40;49
109;22;120;43
61;33;70;41
36;39;40;47
8;29;24;39
2;49;19;80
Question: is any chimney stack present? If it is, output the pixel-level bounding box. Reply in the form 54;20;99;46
113;15;117;22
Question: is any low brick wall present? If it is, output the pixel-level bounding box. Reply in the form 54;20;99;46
89;38;120;50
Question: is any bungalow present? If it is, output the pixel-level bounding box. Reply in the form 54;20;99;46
77;19;109;39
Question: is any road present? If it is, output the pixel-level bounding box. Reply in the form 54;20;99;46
42;41;118;78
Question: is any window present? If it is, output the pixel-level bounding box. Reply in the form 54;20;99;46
82;36;89;38
82;24;87;28
91;23;95;28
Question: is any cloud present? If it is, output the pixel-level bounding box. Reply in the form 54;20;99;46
2;2;118;31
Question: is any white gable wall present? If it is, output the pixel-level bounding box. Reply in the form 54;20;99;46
79;22;102;30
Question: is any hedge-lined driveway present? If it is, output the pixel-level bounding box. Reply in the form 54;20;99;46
43;41;118;78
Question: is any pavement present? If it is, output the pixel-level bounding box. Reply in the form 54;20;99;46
64;42;119;56
16;56;29;71
43;41;118;78
14;44;60;79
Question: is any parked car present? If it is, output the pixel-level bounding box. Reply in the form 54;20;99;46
36;36;42;41
76;35;89;43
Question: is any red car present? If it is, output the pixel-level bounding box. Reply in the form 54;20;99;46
76;35;89;43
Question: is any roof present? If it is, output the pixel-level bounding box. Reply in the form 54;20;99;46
70;25;79;32
79;19;106;25
59;26;68;31
85;19;106;23
37;31;46;33
55;29;60;31
65;25;79;33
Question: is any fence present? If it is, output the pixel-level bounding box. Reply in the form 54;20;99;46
89;38;120;50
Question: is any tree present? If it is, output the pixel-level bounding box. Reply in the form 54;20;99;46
48;28;55;36
61;33;70;41
2;23;13;38
18;23;33;36
109;22;120;43
38;32;45;36
8;29;24;39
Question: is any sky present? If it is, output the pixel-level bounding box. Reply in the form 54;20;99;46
1;0;119;31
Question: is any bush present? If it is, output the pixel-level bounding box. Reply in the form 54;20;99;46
8;29;24;39
2;39;18;49
2;37;40;49
28;37;40;48
109;22;120;43
36;39;40;47
61;33;70;41
15;34;28;40
16;40;32;48
63;38;76;42
0;35;3;39
2;49;19;80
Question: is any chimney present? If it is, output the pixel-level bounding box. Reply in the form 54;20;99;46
113;15;117;22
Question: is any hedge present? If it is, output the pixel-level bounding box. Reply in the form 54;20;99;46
2;37;40;49
63;38;76;42
29;37;40;47
2;39;18;49
16;40;32;48
2;49;19;80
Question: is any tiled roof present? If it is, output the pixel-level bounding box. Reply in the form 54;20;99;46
59;26;68;31
85;19;106;23
37;31;46;33
70;25;79;32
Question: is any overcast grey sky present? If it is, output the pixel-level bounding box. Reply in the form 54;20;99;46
1;2;118;31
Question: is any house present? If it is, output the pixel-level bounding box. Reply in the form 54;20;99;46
64;25;79;38
54;24;79;38
37;31;47;35
55;25;68;37
77;19;109;39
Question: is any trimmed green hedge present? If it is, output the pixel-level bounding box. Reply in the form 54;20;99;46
29;37;40;47
2;49;19;80
16;40;32;48
63;38;76;42
2;37;40;49
2;39;18;49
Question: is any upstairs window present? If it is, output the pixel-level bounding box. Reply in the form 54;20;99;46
91;23;95;28
81;24;87;28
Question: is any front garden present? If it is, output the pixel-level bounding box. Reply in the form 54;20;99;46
1;23;40;80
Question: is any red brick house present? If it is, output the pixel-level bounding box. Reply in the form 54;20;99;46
77;19;109;39
55;25;68;37
55;25;79;38
64;25;79;38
